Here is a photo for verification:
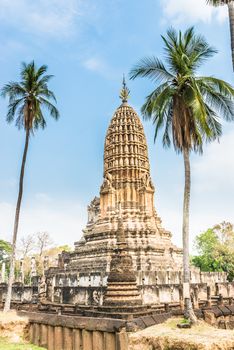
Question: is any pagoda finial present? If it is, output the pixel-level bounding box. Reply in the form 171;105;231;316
119;74;130;104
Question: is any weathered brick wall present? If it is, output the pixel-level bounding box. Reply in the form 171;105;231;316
27;312;129;350
204;304;234;329
0;280;232;307
0;283;36;303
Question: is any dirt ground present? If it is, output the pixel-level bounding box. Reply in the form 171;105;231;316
0;310;29;343
129;318;234;350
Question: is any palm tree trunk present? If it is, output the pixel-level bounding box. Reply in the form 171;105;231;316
228;1;234;70
182;148;197;323
3;128;30;312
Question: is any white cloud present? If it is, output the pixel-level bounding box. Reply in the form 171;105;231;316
0;196;87;247
83;58;106;72
82;56;121;80
160;0;228;25
0;0;81;38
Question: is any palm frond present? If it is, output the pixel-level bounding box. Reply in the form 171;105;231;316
1;82;26;99
39;97;59;120
6;98;25;124
38;88;57;102
196;78;234;121
37;75;54;87
129;57;174;83
35;65;48;80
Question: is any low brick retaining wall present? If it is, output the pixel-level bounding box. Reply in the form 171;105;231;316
27;312;128;350
22;310;172;350
203;304;234;329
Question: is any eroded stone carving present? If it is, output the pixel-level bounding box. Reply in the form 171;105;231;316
101;172;113;191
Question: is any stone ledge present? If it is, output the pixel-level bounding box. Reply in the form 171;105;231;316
19;311;127;332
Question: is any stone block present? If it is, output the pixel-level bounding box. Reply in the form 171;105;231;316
73;329;82;349
104;332;116;350
131;318;145;330
33;323;40;345
152;314;161;324
40;324;48;348
54;326;63;350
82;329;93;350
203;310;216;325
47;325;54;350
211;306;223;317
64;327;73;350
218;320;226;329
227;305;234;315
116;331;128;350
141;316;155;327
93;331;104;350
218;306;231;316
29;323;33;343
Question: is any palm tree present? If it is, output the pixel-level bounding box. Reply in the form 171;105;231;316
2;61;59;312
207;0;234;69
130;27;234;322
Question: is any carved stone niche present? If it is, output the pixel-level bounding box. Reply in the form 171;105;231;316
100;172;114;193
87;196;100;223
58;251;71;269
139;171;154;191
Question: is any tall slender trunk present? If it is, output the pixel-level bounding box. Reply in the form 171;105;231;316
3;129;30;312
228;1;234;70
182;148;197;323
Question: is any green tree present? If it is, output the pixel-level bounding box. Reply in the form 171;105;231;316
1;61;59;312
130;27;234;322
192;228;220;271
0;240;12;282
192;223;234;281
207;0;234;69
0;240;12;263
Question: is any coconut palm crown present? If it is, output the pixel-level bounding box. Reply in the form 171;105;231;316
130;27;234;153
2;61;59;131
130;26;234;322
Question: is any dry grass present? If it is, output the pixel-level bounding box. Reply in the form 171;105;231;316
0;311;46;349
0;310;28;323
0;311;29;343
129;318;234;350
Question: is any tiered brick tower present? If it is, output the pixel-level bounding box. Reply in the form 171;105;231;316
45;79;183;306
67;79;182;273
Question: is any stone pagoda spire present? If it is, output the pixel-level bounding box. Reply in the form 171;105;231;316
100;78;154;221
73;80;182;273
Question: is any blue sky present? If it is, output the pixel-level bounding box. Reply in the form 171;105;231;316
0;0;233;251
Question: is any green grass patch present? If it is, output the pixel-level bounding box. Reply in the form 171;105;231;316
0;337;45;350
180;318;190;324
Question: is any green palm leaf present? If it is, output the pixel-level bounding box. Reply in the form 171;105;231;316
1;61;59;132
